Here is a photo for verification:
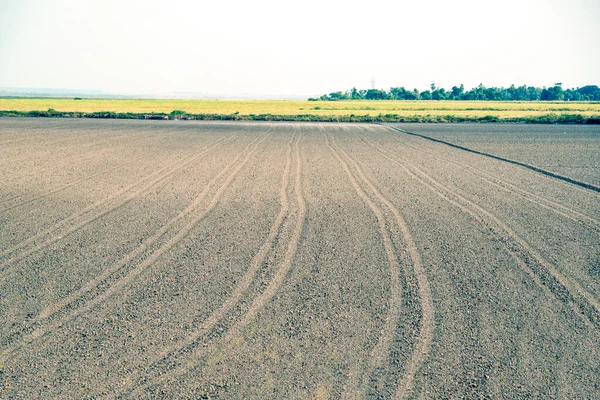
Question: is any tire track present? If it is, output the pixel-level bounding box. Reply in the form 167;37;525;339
0;128;171;210
317;127;401;398
382;129;599;230
359;131;600;330
330;127;433;399
225;128;305;339
0;133;228;255
0;134;234;277
0;124;135;170
0;155;143;214
0;194;24;206
124;127;305;398
114;130;297;396
383;124;600;194
0;129;272;362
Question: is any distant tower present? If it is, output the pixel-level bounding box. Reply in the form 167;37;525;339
371;77;375;89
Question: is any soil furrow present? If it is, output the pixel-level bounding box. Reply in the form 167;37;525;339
385;131;599;230
359;132;600;329
0;155;143;214
383;124;600;194
0;129;170;209
116;130;297;396
127;128;304;397
320;128;403;399
0;124;135;170
334;127;434;399
0;131;269;361
57;131;271;323
0;135;233;275
0;137;30;147
1;120;598;398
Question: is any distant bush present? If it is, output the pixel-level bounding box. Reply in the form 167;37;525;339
554;114;585;124
479;115;500;123
74;97;82;100
170;110;186;116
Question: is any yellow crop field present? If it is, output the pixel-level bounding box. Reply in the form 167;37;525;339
1;98;599;118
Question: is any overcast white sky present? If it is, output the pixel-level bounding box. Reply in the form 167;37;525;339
1;0;599;97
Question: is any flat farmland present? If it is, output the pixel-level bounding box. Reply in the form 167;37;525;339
2;98;600;119
391;123;600;188
1;119;599;398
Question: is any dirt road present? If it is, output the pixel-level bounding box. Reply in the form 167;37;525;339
1;119;598;398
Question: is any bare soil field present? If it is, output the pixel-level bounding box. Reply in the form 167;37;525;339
1;118;599;398
390;123;600;188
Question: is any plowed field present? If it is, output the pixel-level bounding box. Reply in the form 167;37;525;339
1;119;599;398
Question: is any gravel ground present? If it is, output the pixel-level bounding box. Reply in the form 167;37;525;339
1;119;599;398
389;123;600;188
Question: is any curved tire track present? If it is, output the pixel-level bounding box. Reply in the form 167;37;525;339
116;130;298;396
0;130;271;361
226;128;306;338
359;131;600;330
126;128;306;398
382;129;599;230
331;127;433;399
0;135;234;277
383;124;600;194
320;129;403;398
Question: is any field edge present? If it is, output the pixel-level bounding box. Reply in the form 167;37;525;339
1;110;600;124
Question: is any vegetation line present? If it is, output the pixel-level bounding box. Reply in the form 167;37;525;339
313;83;600;101
383;124;600;193
1;109;599;124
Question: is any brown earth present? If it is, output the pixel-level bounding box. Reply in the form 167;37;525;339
0;119;599;398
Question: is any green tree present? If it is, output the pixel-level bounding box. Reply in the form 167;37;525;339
450;84;464;100
350;87;364;100
328;91;348;101
514;85;528;101
431;88;447;100
390;87;417;100
577;85;600;100
420;90;432;100
365;89;391;100
541;83;563;101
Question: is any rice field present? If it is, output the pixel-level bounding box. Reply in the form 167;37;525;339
1;99;599;119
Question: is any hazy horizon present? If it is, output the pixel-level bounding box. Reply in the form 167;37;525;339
1;0;599;98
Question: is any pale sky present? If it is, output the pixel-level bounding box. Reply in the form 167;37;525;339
1;0;599;97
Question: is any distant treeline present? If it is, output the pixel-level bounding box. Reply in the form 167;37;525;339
311;83;600;101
